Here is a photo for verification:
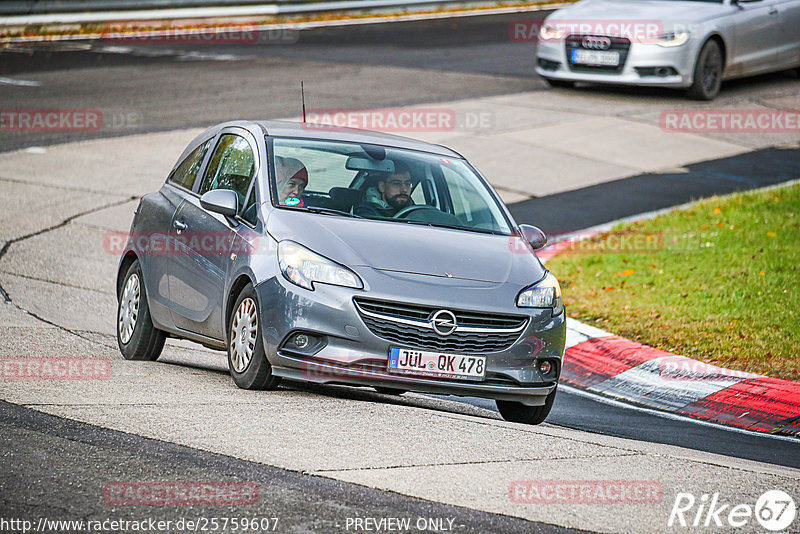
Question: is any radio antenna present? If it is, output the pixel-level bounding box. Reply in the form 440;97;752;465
301;81;306;123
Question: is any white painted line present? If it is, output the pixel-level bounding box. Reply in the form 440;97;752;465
566;317;615;341
559;383;800;443
0;76;41;87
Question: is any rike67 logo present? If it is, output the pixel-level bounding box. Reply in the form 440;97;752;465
669;490;796;531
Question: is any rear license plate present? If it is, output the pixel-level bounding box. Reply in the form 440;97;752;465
570;49;620;66
388;348;486;381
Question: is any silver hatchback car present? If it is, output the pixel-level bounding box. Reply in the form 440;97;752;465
116;120;565;424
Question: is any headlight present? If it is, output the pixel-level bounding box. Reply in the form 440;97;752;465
539;24;566;41
653;31;690;47
278;241;363;291
517;272;563;315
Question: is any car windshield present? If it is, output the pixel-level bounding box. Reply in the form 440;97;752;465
269;137;513;235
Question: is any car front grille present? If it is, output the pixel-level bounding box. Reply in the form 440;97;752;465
565;34;631;74
354;298;527;354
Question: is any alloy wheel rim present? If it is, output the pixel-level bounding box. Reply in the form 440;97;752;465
230;297;258;373
118;273;140;344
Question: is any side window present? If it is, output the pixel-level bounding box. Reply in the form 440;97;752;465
240;184;258;225
198;134;256;217
442;166;468;218
169;140;210;191
411;179;427;205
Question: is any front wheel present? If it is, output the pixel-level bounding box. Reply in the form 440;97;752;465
227;283;281;390
117;259;166;361
687;40;723;100
496;387;557;425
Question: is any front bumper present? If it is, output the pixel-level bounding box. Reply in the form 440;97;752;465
256;268;566;406
536;38;697;88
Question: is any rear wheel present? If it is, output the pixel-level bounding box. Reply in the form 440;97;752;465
227;283;281;390
496;387;557;425
117;259;166;361
687;40;723;100
543;77;575;89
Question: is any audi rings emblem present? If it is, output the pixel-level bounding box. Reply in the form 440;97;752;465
582;36;612;50
431;309;458;336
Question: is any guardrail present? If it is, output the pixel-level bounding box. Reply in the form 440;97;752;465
0;0;507;15
1;0;556;26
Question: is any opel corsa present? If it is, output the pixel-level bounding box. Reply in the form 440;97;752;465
116;121;565;424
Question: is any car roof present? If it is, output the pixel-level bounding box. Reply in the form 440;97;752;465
256;120;462;158
180;120;463;159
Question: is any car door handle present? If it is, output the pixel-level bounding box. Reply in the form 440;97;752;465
173;220;187;232
768;6;778;14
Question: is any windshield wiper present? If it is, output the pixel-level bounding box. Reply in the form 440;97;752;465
398;219;505;235
304;207;364;219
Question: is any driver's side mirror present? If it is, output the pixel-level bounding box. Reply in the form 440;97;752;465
519;224;548;250
200;189;239;218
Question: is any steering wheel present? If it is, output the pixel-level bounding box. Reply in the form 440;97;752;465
392;205;440;219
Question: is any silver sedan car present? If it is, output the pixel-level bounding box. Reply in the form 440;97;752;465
534;0;800;99
115;121;566;424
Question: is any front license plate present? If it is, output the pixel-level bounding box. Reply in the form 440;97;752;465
570;49;620;66
388;348;486;381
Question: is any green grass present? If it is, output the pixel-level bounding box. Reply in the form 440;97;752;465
547;183;800;381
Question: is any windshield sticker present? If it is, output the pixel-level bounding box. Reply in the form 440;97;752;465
285;197;301;206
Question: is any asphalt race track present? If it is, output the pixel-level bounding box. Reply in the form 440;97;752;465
1;12;799;533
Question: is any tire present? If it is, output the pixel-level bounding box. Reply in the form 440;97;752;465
117;259;166;361
373;387;406;395
543;77;575;89
687;40;723;101
496;387;557;425
227;283;281;390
